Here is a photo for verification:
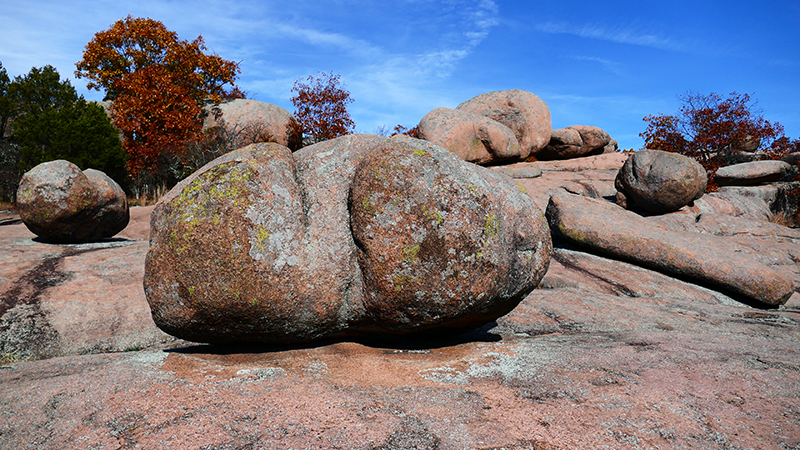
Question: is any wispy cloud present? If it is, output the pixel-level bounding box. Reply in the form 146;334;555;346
535;21;683;51
562;55;624;75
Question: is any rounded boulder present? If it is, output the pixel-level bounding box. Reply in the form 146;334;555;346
456;89;552;160
16;160;129;243
144;135;552;344
417;107;521;164
615;150;707;214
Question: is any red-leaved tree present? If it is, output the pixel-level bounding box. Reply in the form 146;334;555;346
641;91;797;189
75;15;241;181
290;72;354;146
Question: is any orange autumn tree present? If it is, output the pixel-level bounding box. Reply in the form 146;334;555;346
75;15;241;181
290;72;354;146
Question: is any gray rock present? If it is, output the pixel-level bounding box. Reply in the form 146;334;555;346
16;160;129;243
546;189;795;306
715;160;792;186
144;135;552;344
615;150;707;214
456;89;552;160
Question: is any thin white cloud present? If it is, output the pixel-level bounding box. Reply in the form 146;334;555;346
536;21;683;51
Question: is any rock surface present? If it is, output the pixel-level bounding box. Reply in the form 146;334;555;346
615;149;707;213
715;159;792;186
417;107;521;164
202;98;296;148
457;89;552;160
145;135;551;344
546;189;795;306
16;160;129;243
0;206;171;361
2;151;800;449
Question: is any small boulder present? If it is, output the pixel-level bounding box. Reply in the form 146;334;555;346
538;128;583;160
145;135;552;344
417;107;521;164
715;160;792;186
203;98;296;148
615;150;707;214
16;161;129;243
456;89;552;160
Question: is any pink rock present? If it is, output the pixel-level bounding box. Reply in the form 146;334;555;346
16;160;129;243
202;98;296;148
145;135;552;344
715;160;792;186
457;89;552;159
546;190;795;306
418;107;521;164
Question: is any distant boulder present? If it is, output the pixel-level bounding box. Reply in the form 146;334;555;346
16;160;129;243
715;160;792;186
417;107;521;164
457;89;552;160
539;125;613;160
615;150;707;214
202;98;296;148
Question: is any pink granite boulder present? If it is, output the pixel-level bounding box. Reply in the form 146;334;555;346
615;150;707;213
456;89;552;160
203;98;297;148
16;160;129;243
418;107;521;164
144;135;552;344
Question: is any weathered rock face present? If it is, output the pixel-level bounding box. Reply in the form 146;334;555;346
456;89;552;160
546;189;795;306
349;143;551;335
16;160;129;243
144;135;552;344
0;206;171;361
202;98;296;148
715;160;792;186
417;107;521;164
615;149;707;213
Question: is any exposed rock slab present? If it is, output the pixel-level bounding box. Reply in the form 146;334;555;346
715;160;792;186
546;190;795;305
0;206;171;361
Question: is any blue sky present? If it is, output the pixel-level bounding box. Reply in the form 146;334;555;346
2;0;799;150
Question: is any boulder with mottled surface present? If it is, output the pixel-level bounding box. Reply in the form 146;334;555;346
615;149;707;213
16;160;129;243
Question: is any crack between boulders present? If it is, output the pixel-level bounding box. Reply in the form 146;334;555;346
551;251;639;298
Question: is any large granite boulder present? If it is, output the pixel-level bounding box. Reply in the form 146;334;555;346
144;135;552;344
615;150;707;213
417;107;521;164
202;98;296;148
16;160;129;243
457;89;552;160
715;160;792;186
546;190;795;306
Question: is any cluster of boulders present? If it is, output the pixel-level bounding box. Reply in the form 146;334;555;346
417;89;616;165
13;88;799;347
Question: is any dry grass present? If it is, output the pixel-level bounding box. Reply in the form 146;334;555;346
0;201;15;212
766;211;799;228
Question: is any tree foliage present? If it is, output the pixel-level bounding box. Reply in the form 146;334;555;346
75;15;241;178
641;92;791;164
3;65;125;186
290;72;354;145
